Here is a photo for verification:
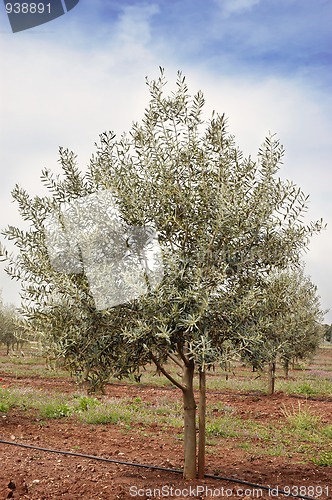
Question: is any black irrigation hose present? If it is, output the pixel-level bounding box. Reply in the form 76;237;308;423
0;439;320;500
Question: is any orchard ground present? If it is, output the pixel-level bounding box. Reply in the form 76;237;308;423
0;347;332;499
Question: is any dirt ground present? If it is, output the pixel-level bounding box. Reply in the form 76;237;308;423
0;372;332;499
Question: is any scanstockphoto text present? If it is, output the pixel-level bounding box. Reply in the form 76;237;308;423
129;485;263;498
129;484;329;497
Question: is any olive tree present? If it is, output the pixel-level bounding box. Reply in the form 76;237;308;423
0;297;22;355
278;272;324;380
1;69;324;478
323;324;332;343
242;268;324;394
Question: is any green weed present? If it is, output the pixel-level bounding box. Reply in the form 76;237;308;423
312;451;332;466
206;417;240;438
280;378;332;398
281;403;320;431
260;443;286;457
297;383;318;397
74;395;100;412
0;401;10;412
321;425;332;439
79;403;128;425
237;442;251;451
39;402;72;419
0;387;33;411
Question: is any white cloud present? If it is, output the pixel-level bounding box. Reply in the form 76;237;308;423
112;3;159;46
214;0;261;17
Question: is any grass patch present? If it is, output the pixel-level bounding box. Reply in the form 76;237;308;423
312;451;332;466
281;402;320;432
259;443;287;457
206;416;241;438
74;395;101;412
207;375;266;394
0;387;36;412
0;388;13;413
39;401;72;419
150;398;183;427
321;425;332;439
0;354;68;379
79;403;129;425
280;378;332;398
296;383;318;397
0;401;10;412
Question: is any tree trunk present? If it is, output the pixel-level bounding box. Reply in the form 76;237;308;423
283;359;289;378
267;361;276;395
182;360;197;479
149;349;197;479
198;368;206;479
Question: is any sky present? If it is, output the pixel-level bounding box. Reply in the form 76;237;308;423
0;0;331;321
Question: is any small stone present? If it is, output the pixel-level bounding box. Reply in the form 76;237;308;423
7;481;15;490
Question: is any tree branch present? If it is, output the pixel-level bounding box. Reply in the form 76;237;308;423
168;352;184;369
177;342;190;367
150;351;185;391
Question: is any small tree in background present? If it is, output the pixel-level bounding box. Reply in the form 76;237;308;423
242;268;324;394
0;69;324;478
323;324;332;343
0;294;22;355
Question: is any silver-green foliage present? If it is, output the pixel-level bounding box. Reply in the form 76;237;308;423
88;69;323;375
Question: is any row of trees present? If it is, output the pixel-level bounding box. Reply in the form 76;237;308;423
0;69;325;479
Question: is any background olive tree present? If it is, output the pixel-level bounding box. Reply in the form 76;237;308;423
0;291;23;355
323;323;332;343
0;69;324;478
241;268;324;394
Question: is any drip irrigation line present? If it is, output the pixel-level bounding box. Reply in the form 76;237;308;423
0;439;320;500
0;438;179;473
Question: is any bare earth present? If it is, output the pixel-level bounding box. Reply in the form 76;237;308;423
0;372;332;499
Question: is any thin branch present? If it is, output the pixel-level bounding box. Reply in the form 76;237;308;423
150;351;185;391
168;352;184;369
177;342;190;367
